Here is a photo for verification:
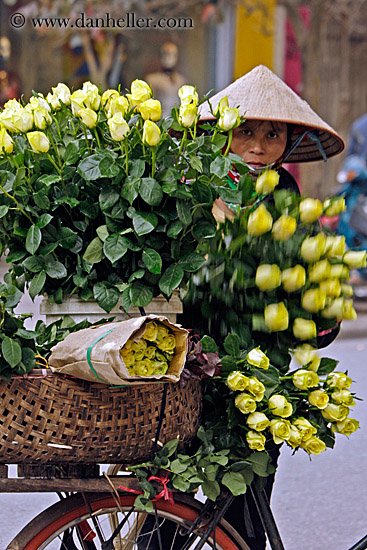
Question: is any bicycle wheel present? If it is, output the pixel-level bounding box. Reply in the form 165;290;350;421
6;491;251;550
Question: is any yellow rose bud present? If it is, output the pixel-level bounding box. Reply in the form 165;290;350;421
319;278;341;298
308;259;331;283
293;417;317;441
287;425;302;449
70;89;87;115
299;198;323;223
139;99;162;121
246;377;265;402
269;418;291;444
308;390;329;409
156;325;170;343
132;339;147;353
33;107;52;130
264;302;289;332
332;417;359;436
152;361;169;375
342;300;357;320
218;107;240;131
108;112;130;141
144;346;156;359
322;403;349;422
107;95;130;118
158;334;176;352
246;347;269;370
331;389;356;407
247;204;273;236
77;107;97;128
321;298;344;319
294;345;320;372
255;170;280;194
214;95;229;117
246;430;266;451
343;250;367;269
325;235;346;257
255;264;282;291
0;108;17;132
28;95;51;113
300;436;326;455
130;79;152;104
13;108;33;132
268;394;293;418
293;318;317;340
246;412;270;431
101;89;119;110
144;321;158;341
227;371;250;391
300;234;326;263
0;128;14;154
134;359;154;376
178;102;197;128
26;131;50;153
272;215;297;241
323;197;346;216
302;288;327;313
120;348;135;367
82;81;99;94
84;90;101;111
47;93;60;110
292;369;319;390
341;284;354;297
281;265;306;293
235;392;257;414
4;98;22;111
326;371;352;390
178;85;199;104
143;120;161;146
52;82;71;105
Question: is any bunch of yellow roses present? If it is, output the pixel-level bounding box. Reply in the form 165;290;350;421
120;320;176;377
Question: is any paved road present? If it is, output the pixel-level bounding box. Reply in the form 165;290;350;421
0;329;366;549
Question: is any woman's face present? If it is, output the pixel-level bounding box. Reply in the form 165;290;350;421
230;120;288;168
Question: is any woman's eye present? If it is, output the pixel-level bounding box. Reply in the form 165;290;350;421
241;129;252;136
268;132;279;139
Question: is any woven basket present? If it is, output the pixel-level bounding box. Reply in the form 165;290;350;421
0;374;202;464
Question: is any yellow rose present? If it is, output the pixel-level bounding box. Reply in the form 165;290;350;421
107;95;129;118
341;284;354;297
269;418;291;444
255;264;282;291
218;107;240;131
321;403;349;422
343;250;367;269
151;361;169;375
302;288;327;313
13;109;34;133
235;392;257;414
326;371;352;390
293;318;317;340
319;278;341;298
294;345;320;372
325;235;346;257
342;300;357;320
308;390;329;409
52;82;71;105
0;128;14;154
144;321;158;341
77;107;97;128
144;346;156;359
84;89;101;111
332;417;359;436
158;334;176;352
28;95;51;113
264;302;289;332
287;425;302;449
155;325;170;344
120;348;135;367
101;89;119;110
255;170;280;194
134;359;154;376
33;107;52;130
47;93;60;111
246;377;265;402
246;347;269;370
271;215;297;241
281;265;306;293
0;108;17;132
70;89;87;115
26;131;50;153
300;234;326;263
293;417;317;441
300;436;326;455
139;99;162;121
247;412;270;431
227;371;250;391
143;120;161;146
299;198;323;223
321;298;344;319
308;259;331;283
130;79;152;104
4;98;22;111
108;113;130;141
178;85;199;104
293;369;319;390
331;389;356;407
329;264;349;280
247;204;273;236
178;102;197;128
268;394;293;418
323;197;346;216
214;95;229;117
246;430;266;451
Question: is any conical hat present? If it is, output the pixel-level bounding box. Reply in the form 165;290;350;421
199;65;344;163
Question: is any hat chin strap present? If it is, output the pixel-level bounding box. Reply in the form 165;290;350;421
245;162;277;176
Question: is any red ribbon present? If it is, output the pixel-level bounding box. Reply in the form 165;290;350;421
119;472;174;505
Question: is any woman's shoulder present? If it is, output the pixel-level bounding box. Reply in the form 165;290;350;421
278;167;301;195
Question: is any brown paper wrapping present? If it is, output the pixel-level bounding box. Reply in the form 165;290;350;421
48;315;188;385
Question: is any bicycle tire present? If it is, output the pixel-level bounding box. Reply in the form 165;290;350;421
6;491;252;550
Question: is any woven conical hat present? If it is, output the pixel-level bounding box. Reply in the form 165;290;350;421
199;65;344;163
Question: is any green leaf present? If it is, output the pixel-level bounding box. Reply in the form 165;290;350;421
134;495;154;513
83;237;104;264
16;328;38;339
121;177;140;204
44;261;67;279
218;186;242;204
121;286;131;313
318;357;339;376
133;212;158;236
93;282;119;313
224;334;240;357
99;187;120;211
128;159;145;178
139;178;163;206
221;472;248;496
33;192;50;210
142;248;162;274
193;220;216;239
2;337;22;368
172;476;191;492
167;220;183;238
129;281;153;308
201;335;218;353
0;205;9;218
202;479;220;501
159;264;184;296
178;251;206;272
189;155;203;172
252;366;280;397
176;201;192;226
0;284;23;308
210;156;232;178
77;154;104;180
21;348;36;372
96;225;109;242
246;452;275;477
36;214;53;228
162;438;179;457
103;234;128;263
26;225;42;255
23;256;45;273
36;174;61;186
29;271;46;300
170;459;188;474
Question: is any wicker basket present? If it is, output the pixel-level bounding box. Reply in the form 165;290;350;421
0;373;202;464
